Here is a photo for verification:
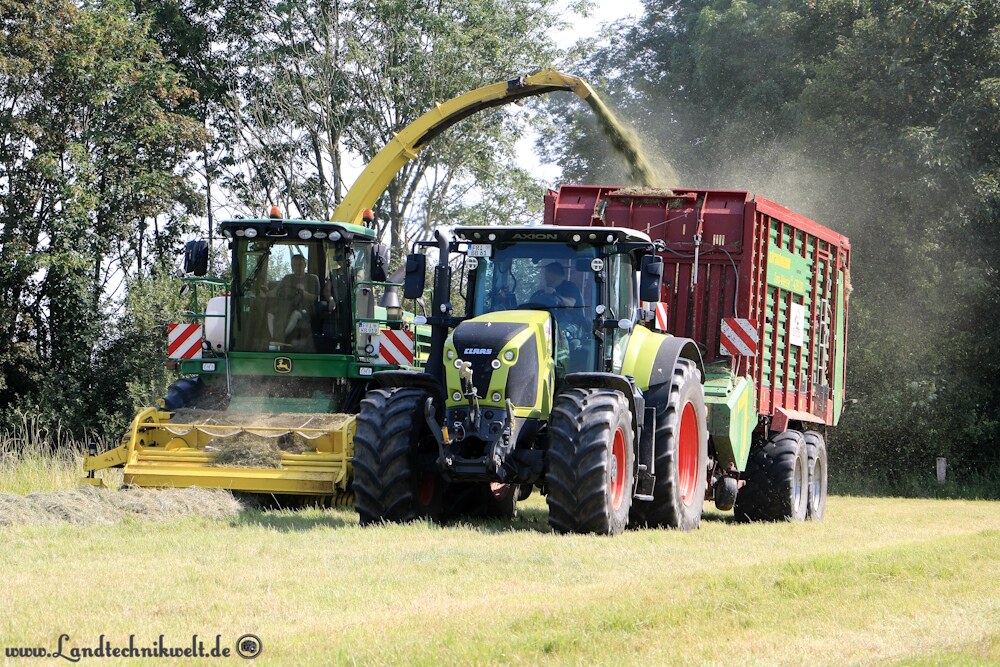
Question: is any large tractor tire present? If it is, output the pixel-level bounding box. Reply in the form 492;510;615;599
546;388;634;535
804;430;828;521
734;430;808;522
352;387;443;525
629;358;708;531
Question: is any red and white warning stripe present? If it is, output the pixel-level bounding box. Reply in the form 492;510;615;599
719;317;758;357
373;328;415;366
654;302;669;332
167;323;203;359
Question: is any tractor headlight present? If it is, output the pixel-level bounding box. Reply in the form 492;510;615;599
452;391;462;402
490;359;501;369
244;227;258;238
329;231;342;242
491;391;502;402
298;229;313;240
447;349;455;360
503;350;515;362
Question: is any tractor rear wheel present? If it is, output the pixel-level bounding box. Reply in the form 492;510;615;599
734;430;808;522
352;387;443;525
546;388;634;535
804;431;828;521
629;358;708;531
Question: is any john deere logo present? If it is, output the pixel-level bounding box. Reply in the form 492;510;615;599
274;357;292;373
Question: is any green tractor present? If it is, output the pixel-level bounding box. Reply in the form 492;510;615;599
353;226;709;534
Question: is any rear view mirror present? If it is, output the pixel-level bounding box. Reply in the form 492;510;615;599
183;240;209;276
372;243;390;282
639;254;663;302
403;253;427;299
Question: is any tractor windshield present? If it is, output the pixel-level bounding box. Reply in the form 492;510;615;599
470;241;598;373
232;238;365;354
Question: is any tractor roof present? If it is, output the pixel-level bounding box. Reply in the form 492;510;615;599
219;218;375;239
452;225;652;244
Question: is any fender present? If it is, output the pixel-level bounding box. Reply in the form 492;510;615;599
562;372;645;439
371;370;447;416
622;328;705;390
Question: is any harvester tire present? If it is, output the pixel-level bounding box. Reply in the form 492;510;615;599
546;388;634;535
804;430;828;521
629;358;708;531
353;387;443;525
734;430;808;522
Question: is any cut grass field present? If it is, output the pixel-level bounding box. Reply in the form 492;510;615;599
2;431;999;665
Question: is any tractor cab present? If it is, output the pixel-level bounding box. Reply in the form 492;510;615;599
175;215;407;395
453;225;665;382
220;219;381;355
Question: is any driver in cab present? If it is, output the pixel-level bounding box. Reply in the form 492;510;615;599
531;261;583;307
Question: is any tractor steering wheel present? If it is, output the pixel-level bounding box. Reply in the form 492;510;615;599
521;289;562;308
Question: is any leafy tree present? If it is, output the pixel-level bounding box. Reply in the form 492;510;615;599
0;0;205;433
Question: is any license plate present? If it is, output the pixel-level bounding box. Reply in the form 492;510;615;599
357;321;380;335
467;244;492;257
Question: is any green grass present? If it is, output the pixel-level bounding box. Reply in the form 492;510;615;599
1;495;999;665
2;426;999;665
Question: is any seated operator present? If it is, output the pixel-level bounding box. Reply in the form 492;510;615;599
269;254;320;343
528;261;584;307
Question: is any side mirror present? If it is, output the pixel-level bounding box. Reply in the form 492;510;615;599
639;254;663;302
403;253;427;299
371;243;390;282
183;240;209;276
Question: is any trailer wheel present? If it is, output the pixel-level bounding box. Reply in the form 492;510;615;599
546;388;634;535
352;387;443;525
804;431;828;521
734;430;808;522
629;358;708;531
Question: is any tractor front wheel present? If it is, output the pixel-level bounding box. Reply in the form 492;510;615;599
546;388;634;535
352;387;443;525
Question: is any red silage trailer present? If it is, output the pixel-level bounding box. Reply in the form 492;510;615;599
546;185;851;520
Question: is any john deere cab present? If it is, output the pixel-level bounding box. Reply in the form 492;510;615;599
83;210;419;501
353;226;710;535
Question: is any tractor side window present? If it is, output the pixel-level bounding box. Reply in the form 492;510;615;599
606;253;635;372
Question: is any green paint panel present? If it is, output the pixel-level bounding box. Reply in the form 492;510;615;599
704;374;756;471
833;273;846;424
766;243;811;295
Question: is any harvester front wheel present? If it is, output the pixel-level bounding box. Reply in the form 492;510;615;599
629;358;708;531
734;430;808;522
546;388;634;535
804;430;828;521
353;387;443;525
